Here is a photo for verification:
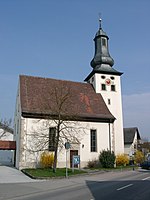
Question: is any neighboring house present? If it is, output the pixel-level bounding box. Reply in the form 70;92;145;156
14;21;124;170
0;123;15;165
124;127;141;157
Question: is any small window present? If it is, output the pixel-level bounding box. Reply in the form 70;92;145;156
90;129;97;152
49;127;56;151
102;38;106;46
111;85;116;91
92;77;94;82
110;76;115;80
101;75;106;79
108;99;111;105
101;84;106;91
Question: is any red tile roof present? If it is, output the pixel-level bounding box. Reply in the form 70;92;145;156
19;75;115;122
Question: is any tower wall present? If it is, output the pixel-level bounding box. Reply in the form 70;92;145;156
88;73;124;155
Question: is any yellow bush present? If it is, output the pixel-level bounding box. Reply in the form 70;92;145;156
134;150;144;164
116;154;129;166
40;152;54;168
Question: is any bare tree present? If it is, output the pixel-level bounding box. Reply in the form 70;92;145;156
26;83;86;172
138;141;150;156
0;119;12;139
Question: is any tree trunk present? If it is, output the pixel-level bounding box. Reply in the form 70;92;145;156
53;125;60;173
53;148;57;173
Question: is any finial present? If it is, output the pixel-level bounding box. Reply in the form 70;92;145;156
99;13;102;29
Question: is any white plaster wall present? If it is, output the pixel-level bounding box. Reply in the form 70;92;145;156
89;73;124;155
124;144;132;155
124;133;137;156
80;122;110;164
17;117;112;169
133;132;137;149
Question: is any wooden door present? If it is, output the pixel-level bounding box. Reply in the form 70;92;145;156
70;150;78;168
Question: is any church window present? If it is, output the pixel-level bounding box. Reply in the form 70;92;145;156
49;127;56;151
101;84;106;91
110;76;115;80
92;77;94;82
108;99;111;105
102;38;106;46
101;75;105;79
90;129;97;152
111;85;116;91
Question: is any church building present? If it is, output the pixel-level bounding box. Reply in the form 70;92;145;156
14;20;124;169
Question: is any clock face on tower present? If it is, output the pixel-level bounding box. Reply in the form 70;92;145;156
105;78;111;85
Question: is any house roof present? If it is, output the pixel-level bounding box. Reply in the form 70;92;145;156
124;127;141;144
19;75;115;123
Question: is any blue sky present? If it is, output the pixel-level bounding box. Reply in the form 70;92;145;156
0;0;150;140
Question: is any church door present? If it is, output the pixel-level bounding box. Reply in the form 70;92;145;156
70;150;78;168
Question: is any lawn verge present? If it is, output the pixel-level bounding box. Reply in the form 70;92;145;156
22;168;87;179
22;166;138;179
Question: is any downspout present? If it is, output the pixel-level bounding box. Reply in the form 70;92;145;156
109;120;111;152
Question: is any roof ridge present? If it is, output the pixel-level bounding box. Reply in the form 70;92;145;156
19;74;88;85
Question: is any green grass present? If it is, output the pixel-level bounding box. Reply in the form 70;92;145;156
22;165;137;179
22;168;87;178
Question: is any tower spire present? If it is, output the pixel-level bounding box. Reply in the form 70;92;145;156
99;13;102;29
99;18;102;29
85;19;123;82
90;20;114;70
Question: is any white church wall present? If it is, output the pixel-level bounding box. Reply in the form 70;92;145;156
16;117;112;169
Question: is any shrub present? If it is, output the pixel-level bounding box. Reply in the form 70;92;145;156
99;149;116;168
87;159;100;169
40;152;54;168
134;150;144;165
116;154;129;166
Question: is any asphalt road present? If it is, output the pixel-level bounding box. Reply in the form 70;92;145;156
0;169;150;200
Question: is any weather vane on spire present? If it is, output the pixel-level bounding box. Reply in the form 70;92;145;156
99;13;102;29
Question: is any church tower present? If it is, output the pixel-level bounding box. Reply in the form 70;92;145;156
85;19;124;154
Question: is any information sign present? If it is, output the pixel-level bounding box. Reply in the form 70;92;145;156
73;155;80;165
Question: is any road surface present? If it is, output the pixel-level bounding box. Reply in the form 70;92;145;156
0;169;150;200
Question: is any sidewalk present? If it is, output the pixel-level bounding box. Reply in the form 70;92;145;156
0;166;37;183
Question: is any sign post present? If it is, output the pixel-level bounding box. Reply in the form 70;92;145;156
66;149;68;178
64;142;70;178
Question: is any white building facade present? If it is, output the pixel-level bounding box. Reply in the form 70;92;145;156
124;127;141;157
